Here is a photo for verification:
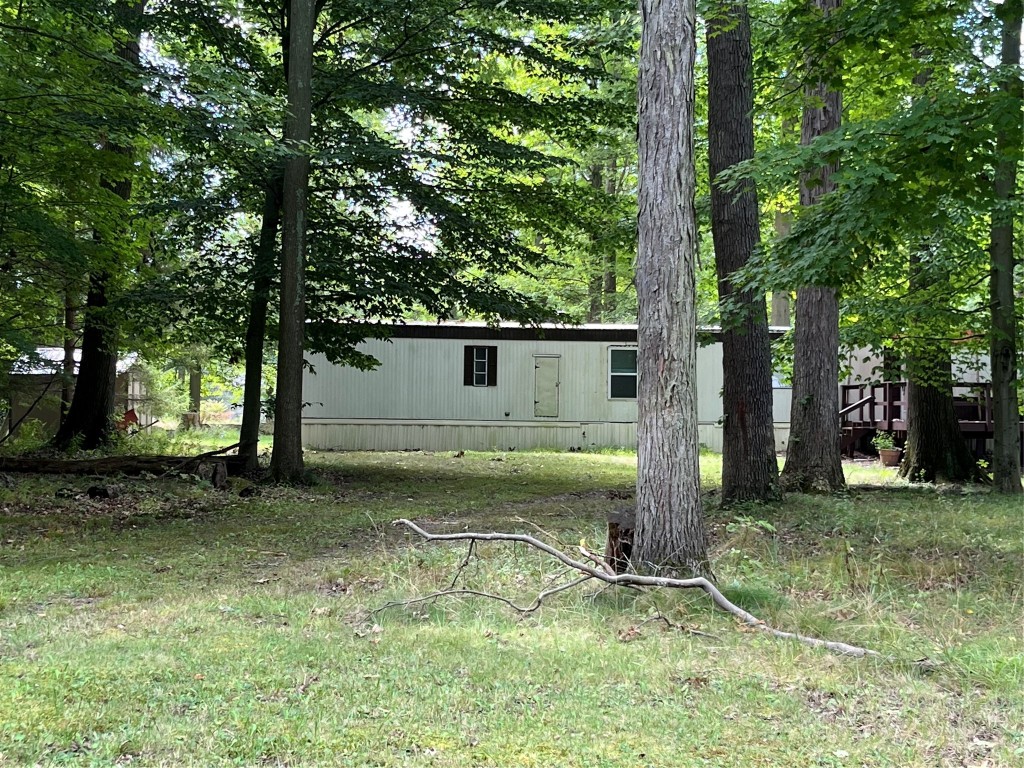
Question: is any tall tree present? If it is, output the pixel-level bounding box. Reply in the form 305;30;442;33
706;0;779;503
53;0;147;450
270;0;314;483
898;249;980;483
633;0;708;574
897;56;979;484
778;0;845;493
238;176;282;470
989;0;1022;494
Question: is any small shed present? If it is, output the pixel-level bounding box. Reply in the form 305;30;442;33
302;322;793;452
4;347;147;438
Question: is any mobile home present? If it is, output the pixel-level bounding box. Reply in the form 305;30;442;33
302;323;793;453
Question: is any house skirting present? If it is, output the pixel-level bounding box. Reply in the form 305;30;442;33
302;419;792;453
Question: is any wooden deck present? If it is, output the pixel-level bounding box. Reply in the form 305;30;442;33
839;382;1024;458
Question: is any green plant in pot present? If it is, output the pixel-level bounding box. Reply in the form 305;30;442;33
871;432;901;466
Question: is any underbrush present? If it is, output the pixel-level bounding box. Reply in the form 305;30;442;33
0;451;1020;766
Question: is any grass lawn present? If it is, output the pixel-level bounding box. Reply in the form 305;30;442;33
0;450;1021;766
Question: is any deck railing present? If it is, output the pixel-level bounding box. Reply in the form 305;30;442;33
839;381;1006;432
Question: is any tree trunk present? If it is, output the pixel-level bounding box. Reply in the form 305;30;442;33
586;163;605;322
602;156;618;315
60;286;76;426
988;1;1022;494
238;176;283;471
53;1;144;451
53;274;118;450
188;366;202;414
270;0;315;483
770;211;792;327
770;293;791;328
781;287;845;491
898;340;978;483
779;0;845;493
634;0;708;575
586;273;603;322
706;0;779;504
898;248;979;482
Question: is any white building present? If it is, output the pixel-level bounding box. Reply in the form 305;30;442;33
302;322;793;453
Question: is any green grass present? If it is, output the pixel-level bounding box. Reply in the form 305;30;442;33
1;451;1021;766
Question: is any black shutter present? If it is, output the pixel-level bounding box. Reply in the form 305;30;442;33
463;346;474;385
487;346;497;386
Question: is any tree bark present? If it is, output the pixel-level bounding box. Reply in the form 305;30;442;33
188;366;202;414
586;163;605;322
770;293;791;328
779;0;845;493
898;360;977;483
898;256;977;484
60;286;77;426
238;176;283;471
770;211;792;326
706;0;780;504
53;274;118;450
53;1;145;451
634;0;708;575
602;156;618;314
270;0;315;483
988;1;1022;494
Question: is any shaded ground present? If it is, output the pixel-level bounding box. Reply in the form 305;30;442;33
0;451;1021;766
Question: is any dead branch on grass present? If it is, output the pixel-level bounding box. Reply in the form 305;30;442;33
374;577;593;616
632;613;720;640
449;540;476;588
390;519;881;659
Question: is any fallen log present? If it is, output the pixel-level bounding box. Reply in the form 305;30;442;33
0;448;243;480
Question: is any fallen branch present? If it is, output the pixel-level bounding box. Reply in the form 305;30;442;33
449;540;476;588
392;519;880;658
159;442;241;478
634;613;719;640
374;576;593;616
0;445;243;480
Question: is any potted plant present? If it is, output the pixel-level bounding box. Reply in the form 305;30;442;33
871;432;901;467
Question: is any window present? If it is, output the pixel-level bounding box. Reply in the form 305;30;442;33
463;345;497;387
609;347;637;398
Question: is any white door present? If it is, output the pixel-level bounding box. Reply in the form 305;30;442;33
534;356;560;417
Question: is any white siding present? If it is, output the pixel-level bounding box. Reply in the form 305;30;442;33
303;333;793;452
304;337;641;423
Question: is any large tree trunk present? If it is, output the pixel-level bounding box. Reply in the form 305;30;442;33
988;1;1022;494
634;0;708;575
270;0;315;483
238;176;283;471
782;287;845;491
706;0;779;504
899;372;977;483
779;0;845;493
53;1;144;451
53;274;118;450
899;249;978;482
898;353;977;484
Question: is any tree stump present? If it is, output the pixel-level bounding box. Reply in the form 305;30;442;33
87;484;120;500
605;509;635;574
196;460;229;490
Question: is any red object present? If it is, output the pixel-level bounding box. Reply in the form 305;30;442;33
116;408;140;432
